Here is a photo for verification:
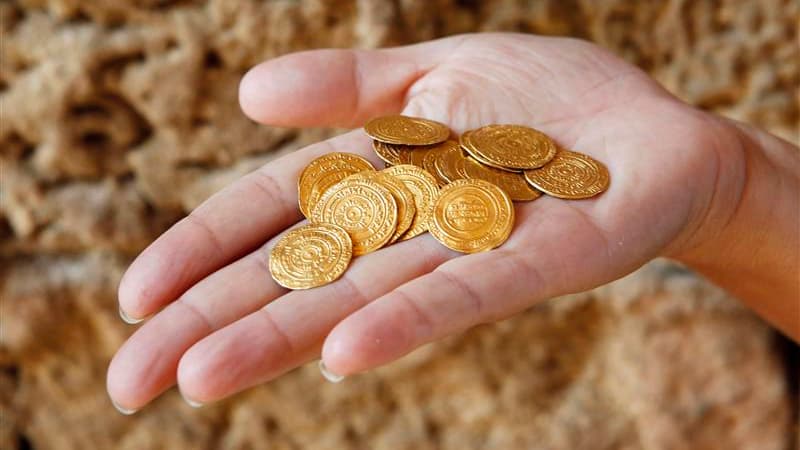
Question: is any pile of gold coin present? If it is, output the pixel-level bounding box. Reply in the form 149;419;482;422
269;115;610;289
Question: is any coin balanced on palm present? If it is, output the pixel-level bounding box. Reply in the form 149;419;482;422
269;114;610;289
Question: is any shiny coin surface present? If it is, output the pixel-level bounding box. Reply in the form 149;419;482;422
269;223;353;289
434;141;469;183
298;152;375;218
365;115;450;146
523;149;610;199
372;140;406;166
422;140;457;186
430;179;514;253
383;164;440;240
461;124;557;171
462;156;541;202
346;171;416;243
372;140;430;167
310;178;398;256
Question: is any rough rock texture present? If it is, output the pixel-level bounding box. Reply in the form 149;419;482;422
1;1;797;449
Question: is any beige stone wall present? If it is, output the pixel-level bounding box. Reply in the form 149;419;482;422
1;1;797;449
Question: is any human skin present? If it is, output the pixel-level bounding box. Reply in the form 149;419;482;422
106;33;800;413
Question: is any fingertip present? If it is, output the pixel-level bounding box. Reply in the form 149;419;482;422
177;341;223;404
322;308;414;376
106;347;145;413
238;49;359;127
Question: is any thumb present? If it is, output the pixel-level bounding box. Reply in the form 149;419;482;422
238;36;465;128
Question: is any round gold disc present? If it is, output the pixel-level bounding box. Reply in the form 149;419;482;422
310;178;398;256
523;149;610;199
434;141;469;183
461;124;557;171
365;115;450;146
298;152;375;218
269;223;353;290
429;179;514;254
345;171;417;243
383;164;440;240
422;140;458;186
462;156;541;202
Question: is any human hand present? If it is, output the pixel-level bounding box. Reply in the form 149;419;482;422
107;33;747;411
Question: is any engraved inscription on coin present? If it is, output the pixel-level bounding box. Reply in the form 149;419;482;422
311;178;398;256
523;149;610;199
365;115;450;146
430;179;514;253
383;164;440;240
461;124;557;171
462;156;541;202
434;141;469;183
346;171;416;243
269;223;353;289
422;142;453;186
372;140;408;166
298;152;375;218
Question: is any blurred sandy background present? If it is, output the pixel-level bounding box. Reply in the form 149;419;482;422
1;1;798;449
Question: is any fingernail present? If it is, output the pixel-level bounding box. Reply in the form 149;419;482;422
119;306;144;325
319;360;345;383
111;399;138;415
179;389;204;408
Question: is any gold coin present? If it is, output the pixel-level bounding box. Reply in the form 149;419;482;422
383;164;440;240
365;115;450;146
523;149;610;199
269;223;352;289
405;147;430;168
298;152;375;218
429;179;514;254
310;178;398;256
434;141;469;183
372;140;429;168
372;140;406;166
462;156;541;202
346;171;417;243
422;140;457;186
461;124;557;171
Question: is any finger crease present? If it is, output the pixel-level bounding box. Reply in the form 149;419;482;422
250;169;297;223
435;268;484;321
335;274;371;309
178;300;215;333
392;288;435;340
185;213;226;256
256;308;296;355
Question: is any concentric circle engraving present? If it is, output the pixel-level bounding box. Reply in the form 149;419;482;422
523;149;609;199
383;164;440;240
345;171;417;243
298;152;375;218
430;179;514;253
310;178;398;256
365;115;450;146
269;223;353;289
461;124;557;170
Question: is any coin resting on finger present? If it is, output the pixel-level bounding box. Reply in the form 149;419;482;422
269;223;353;289
270;115;610;289
298;152;375;218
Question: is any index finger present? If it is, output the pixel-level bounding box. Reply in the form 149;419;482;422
118;131;379;319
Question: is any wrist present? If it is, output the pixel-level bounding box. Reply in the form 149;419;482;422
668;110;800;339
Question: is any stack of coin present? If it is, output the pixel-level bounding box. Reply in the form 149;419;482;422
269;115;610;290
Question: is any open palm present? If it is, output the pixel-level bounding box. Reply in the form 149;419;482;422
108;33;740;411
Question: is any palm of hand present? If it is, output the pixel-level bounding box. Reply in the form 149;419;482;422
108;33;728;411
